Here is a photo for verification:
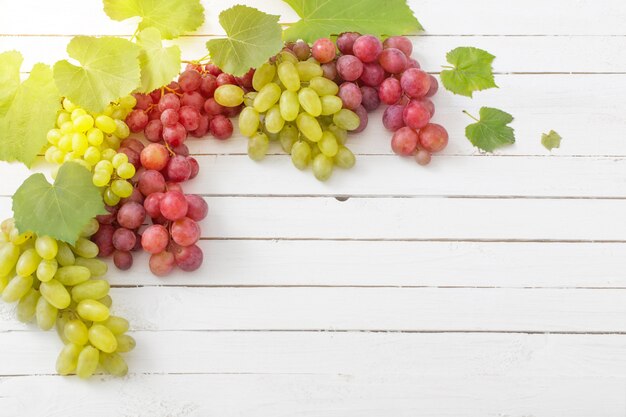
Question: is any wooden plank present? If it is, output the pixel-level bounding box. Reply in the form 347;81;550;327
2;331;626;376
2;287;625;332
1;0;624;35
0;373;624;417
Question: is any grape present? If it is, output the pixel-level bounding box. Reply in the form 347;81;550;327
178;69;202;92
188;156;200;179
144;120;163;142
293;40;311;60
112;228;136;252
321;62;338;80
418;98;435;117
298;88;322;117
359;62;385;87
426;75;439;97
400;68;431;99
312;38;336;63
310;77;339;96
334;146;356;169
74;258;107;277
133;93;153;110
237;106;259;137
379;77;403;105
291;141;311;170
336;55;364;82
200;74;218;97
142;225;170;254
248;132;270;161
333;109;361;131
72;238;99;258
117;202;146;230
353;105;369;134
172;244;203;271
312;154;334;181
56;343;81;375
383;36;413;57
15;248;40;277
17;289;39;323
214;84;245;107
216;73;237;87
278;61;301;92
203;98;225;116
163;123;187;147
115;334;137;353
140;143;170;171
149;251;176;276
55;266;91;286
0;242;19;276
89;324;118;353
254;83;282;113
171;217;201;247
158;93;181;112
111;180;133;198
328;124;348;145
415;149;432;166
337;82;362;110
379;48;408;74
191;114;210;138
36;297;58;330
403;100;431;130
138;170;166;196
360;86;380;112
166;155;192;183
296;113;323;142
265;105;286;134
209;115;234;140
319;131;339;157
418;123;449;153
100;352;128;377
95;115;117;134
205;63;222;76
2;275;33;303
353;35;383;63
160;191;189;221
71;280;110;302
144;192;165;218
337;32;360;55
64;319;89;345
39;279;70;309
236;68;255;89
91;224;115;257
178;106;201;131
252;62;276;91
320;95;343;116
296;61;323;81
37;259;58;282
77;345;99;379
391;126;419;156
276;90;299;123
103;316;129;335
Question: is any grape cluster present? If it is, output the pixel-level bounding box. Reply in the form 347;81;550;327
216;46;360;181
126;64;250;145
0;218;134;379
312;33;449;165
92;142;208;276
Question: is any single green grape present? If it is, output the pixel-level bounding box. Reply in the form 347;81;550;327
72;238;99;259
333;109;361;131
296;61;323;82
35;235;58;260
57;112;72;128
119;95;137;109
2;275;34;303
76;345;99;379
56;343;81;376
71;279;110;303
310;77;339;96
39;279;71;309
56;242;75;267
95;115;117;134
16;248;41;277
319;131;339;157
253;83;282;113
101;148;117;161
116;162;136;179
111;180;133;198
86;128;104;146
64;319;89;345
252;62;276;92
47;129;62;145
89;324;118;353
77;299;110;322
115;334;136;353
71;108;87;121
112;153;128;169
248;132;270;161
312;153;334;182
84;146;101;166
296;113;323;142
102;316;129;335
214;85;245;107
279;124;299;153
328;124;348;145
320;96;343;116
114;120;130;139
92;170;111;188
100;352;128;377
265;105;285;134
277;61;301;92
104;188;121;206
17;288;40;323
58;134;73;152
62;98;77;112
239;107;261;137
95;160;114;175
73;114;94;132
36;258;58;282
36;296;58;330
279;90;300;122
298;88;322;117
74;258;107;277
0;242;20;277
290;140;312;170
55;265;91;286
277;50;299;65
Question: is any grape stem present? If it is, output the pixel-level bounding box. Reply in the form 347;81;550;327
129;28;140;42
462;110;479;122
441;65;454;69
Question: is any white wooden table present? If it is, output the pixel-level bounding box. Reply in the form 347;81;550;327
1;1;626;415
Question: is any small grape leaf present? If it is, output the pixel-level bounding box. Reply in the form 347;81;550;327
207;5;283;77
12;162;107;244
464;107;515;152
441;47;497;98
541;130;562;151
53;36;141;113
0;58;60;167
103;0;205;40
283;0;423;43
136;28;181;93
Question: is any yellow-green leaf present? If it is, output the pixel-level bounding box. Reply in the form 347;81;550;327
464;107;515;152
441;47;498;98
542;130;562;151
136;28;181;93
0;50;23;113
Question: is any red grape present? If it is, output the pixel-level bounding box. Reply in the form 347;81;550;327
138;170;166;196
209;115;233;140
91;224;115;257
166;155;192;183
321;62;337;80
141;224;170;254
158;93;181;112
171;217;201;247
200;75;218;98
140;143;170;171
403;100;431;130
160;108;179;127
149;251;176;277
204;98;225;116
217;73;237;87
353;35;383;63
418;123;449;153
359;62;385;87
337;32;360;55
338;82;362;110
353;105;369;134
187;157;200;179
191;114;211;138
383;36;413;57
336;55;364;82
400;68;431;99
143;192;164;218
118;147;140;169
133;93;153;110
163;123;187;147
180;91;205;111
173;244;203;272
379;48;408;74
178;106;201;131
378;77;403;105
125;109;149;132
117;202;146;230
382;104;406;131
391;127;419;156
415;149;432;166
178;69;202;92
293;41;311;61
426;75;439;97
185;195;208;221
360;86;380;112
312;38;336;63
120;138;145;154
144;120;163;142
205;64;222;77
112;228;136;252
113;250;133;270
120;188;144;205
160;191;189;221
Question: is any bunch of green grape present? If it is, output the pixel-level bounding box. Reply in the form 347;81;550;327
44;97;137;205
0;218;135;379
214;52;359;181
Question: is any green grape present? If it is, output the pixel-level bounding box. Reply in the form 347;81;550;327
111;179;133;198
36;258;58;282
103;104;115;117
71;279;110;303
319;131;339;157
312;153;334;182
95;115;116;134
10;229;33;245
56;343;81;376
58;134;73;152
320;96;343;116
95;160;114;175
72;238;99;259
55;265;91;286
119;95;137;109
86;128;104;146
116;162;136;179
279;124;299;153
112;153;128;169
252;62;276;91
296;61;323;82
89;324;118;353
45;146;57;163
333;109;361;131
243;92;257;108
92;170;111;188
73;114;94;132
298;88;322;117
84;147;101;166
76;345;99;379
115;334;136;353
310;76;339;96
101;148;116;161
296;113;323;142
2;275;34;303
279;90;300;122
56;242;75;266
57;112;71;127
71;133;89;155
265;105;285;134
64;319;89;345
104;188;121;206
98;295;113;308
0;242;20;277
214;84;245;107
77;299;110;322
74;258;107;277
1;218;14;234
0;275;8;293
328;124;348;145
106;134;121;150
36;296;58;330
114;120;130;139
56;310;73;343
40;279;71;309
17;288;40;323
71;108;87;121
103;316;129;335
248;132;270;162
277;61;300;92
80;219;100;238
238;107;260;137
35;235;58;260
253;83;282;113
310;142;321;159
47;128;62;145
290;140;312;170
52;149;66;164
60;121;74;135
100;352;128;377
62;98;77;112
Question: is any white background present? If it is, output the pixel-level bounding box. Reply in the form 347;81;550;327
1;0;626;416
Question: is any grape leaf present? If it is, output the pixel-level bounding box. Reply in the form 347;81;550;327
103;0;205;40
542;130;562;151
441;47;497;98
0;58;60;167
136;28;181;93
53;36;141;113
206;5;283;77
283;0;423;43
12;162;107;244
464;108;515;152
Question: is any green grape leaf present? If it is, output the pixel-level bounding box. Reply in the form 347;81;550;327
464;107;515;152
441;47;498;98
0;59;60;167
12;162;107;244
541;130;562;151
136;28;181;93
53;36;141;113
283;0;423;43
0;50;23;112
207;5;283;77
103;0;205;40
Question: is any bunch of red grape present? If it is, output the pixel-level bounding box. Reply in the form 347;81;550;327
310;33;448;165
125;64;254;145
91;140;208;276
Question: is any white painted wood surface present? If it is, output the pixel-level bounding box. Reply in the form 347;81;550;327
1;0;625;416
